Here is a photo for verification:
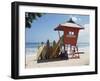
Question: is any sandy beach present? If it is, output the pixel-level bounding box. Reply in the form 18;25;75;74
25;47;89;68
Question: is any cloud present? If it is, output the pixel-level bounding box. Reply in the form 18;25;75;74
69;15;81;22
72;16;78;22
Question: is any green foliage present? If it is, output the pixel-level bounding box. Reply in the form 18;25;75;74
25;12;43;28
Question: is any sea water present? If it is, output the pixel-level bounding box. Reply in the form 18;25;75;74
25;42;89;55
25;43;41;55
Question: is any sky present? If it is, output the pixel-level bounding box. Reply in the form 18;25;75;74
25;13;89;43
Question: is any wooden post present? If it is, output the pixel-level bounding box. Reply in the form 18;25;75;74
76;46;80;58
66;45;68;52
70;45;72;54
64;44;65;52
71;46;75;58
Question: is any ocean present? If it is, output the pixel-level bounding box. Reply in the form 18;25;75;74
25;42;89;55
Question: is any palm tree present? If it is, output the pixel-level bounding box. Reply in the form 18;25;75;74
25;12;43;28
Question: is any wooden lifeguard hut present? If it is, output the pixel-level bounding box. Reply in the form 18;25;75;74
54;18;84;59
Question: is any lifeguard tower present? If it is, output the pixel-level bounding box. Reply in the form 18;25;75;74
53;18;84;59
37;18;84;61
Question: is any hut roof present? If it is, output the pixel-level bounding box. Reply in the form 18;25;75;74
60;23;81;28
54;18;84;31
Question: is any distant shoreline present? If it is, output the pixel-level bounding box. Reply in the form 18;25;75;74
25;42;89;48
25;43;89;55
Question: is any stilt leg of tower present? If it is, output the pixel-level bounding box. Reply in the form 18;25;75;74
64;44;65;52
69;45;80;59
76;46;80;58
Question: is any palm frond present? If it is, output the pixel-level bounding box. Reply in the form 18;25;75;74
25;13;44;28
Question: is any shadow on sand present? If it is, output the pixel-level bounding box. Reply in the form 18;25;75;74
37;57;68;63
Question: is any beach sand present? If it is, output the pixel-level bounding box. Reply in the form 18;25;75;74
25;49;89;68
